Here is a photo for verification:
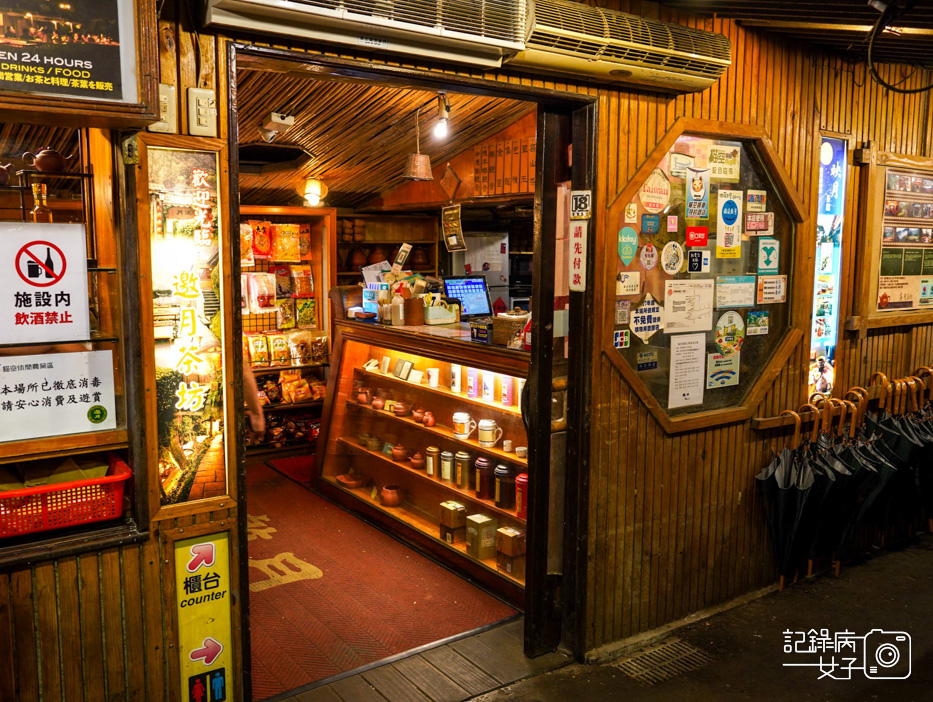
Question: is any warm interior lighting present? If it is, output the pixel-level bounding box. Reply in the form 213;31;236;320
403;106;433;181
433;92;451;139
302;178;328;206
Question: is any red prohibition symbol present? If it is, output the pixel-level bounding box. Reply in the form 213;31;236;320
15;241;67;288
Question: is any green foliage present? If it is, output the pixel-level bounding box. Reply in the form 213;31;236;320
155;367;184;448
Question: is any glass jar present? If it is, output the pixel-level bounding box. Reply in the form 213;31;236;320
425;446;440;477
440;451;454;482
494;464;516;510
455;450;472;490
475;456;494;500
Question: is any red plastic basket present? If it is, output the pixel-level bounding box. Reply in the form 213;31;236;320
0;453;131;539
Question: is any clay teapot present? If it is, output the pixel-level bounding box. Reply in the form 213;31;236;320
0;163;12;186
410;451;426;470
379;485;404;507
411;407;425;423
422;411;436;428
393;401;411;417
347;248;368;269
368;245;387;265
356;388;372;405
371;395;385;411
22;148;74;172
391;444;409;463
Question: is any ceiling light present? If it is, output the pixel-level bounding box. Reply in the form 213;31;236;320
403;106;433;181
434;92;451;139
301;178;328;207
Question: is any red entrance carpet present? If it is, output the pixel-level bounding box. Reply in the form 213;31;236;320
246;462;518;700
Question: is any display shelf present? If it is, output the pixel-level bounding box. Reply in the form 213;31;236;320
247;440;317;456
250;361;328;374
354;367;523;418
337;437;525;522
336;239;437;246
347;402;527;468
264;399;324;412
323;474;524;586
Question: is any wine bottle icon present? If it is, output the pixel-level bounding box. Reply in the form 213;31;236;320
43;246;55;279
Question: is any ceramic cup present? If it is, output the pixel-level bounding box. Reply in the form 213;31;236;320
427;368;440;388
503;439;514;453
477;418;503;448
516;446;528;458
452;411;476;439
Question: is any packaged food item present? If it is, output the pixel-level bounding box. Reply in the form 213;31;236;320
298;224;312;258
291;265;314;298
242;334;251;362
309;379;327;400
272;223;301;262
257;390;270;407
285;378;312;403
246;333;270;367
241;274;250;314
267;333;291;366
279;369;302;384
262;378;282;404
310;332;328;362
276;299;296;330
249;220;273;259
270;264;292;297
286;330;312;365
280;377;293;404
296;298;317;329
240;223;254;266
249;273;277;314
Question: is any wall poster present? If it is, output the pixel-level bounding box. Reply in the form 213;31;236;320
148;146;227;506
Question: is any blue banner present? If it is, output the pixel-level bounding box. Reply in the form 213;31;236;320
818;138;847;216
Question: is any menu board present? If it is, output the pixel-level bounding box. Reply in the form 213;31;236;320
612;133;795;414
875;168;933;312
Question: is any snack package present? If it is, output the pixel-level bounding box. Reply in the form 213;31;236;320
262;378;282;404
285;330;312;365
272;223;301;262
286;378;312;403
270;264;292;297
298;224;312;259
296;298;317;329
276;298;296;330
310;332;328;362
279;377;293;404
241;274;250;314
249;273;277;314
242;334;251;362
267;333;291;366
309;379;327;400
246;333;270;367
240;223;254;267
249;220;273;259
291;265;314;298
257;390;270;407
280;369;302;384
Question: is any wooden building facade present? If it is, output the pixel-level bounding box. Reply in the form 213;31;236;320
1;0;932;699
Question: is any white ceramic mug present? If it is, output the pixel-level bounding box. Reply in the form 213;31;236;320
427;368;440;387
478;419;503;447
502;439;514;453
452;411;476;439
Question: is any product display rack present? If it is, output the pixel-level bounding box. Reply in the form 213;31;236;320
315;320;530;604
335;213;439;279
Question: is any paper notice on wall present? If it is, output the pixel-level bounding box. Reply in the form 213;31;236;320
716;190;743;255
686;167;710;220
616;270;641;296
756;275;787;304
716;275;757;308
746;190;767;213
757;237;780;275
664;280;714;333
669;333;706;409
707;352;740;388
709;145;742;181
630;293;663;343
877;276;914;310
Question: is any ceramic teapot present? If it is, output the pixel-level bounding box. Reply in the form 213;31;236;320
22;148;74;172
379;485;404;507
0;163;12;186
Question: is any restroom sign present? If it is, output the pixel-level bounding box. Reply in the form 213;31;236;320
2;223;89;344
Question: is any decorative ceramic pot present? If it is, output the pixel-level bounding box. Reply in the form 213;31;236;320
393;401;410;417
412;407;425;423
367;436;383;452
357;432;372;446
348;248;368;269
22;147;73;172
371;396;385;411
357;388;372;405
368;245;387;265
391;444;409;462
422;411;436;427
337;473;370;489
379;485;403;507
410;451;426;470
410;246;430;267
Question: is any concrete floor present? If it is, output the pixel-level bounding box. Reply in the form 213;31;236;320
478;535;933;702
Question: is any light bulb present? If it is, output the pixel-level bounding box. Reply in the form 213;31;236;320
305;193;321;206
434;118;448;139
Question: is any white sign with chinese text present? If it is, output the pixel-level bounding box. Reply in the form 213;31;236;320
569;220;587;291
0;351;116;442
2;223;90;345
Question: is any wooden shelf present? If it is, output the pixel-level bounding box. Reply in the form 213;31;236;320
336;239;437;246
264;399;324;412
323;473;524;587
347;402;527;468
247;441;316;456
337;436;525;523
354;367;524;419
251;361;328;374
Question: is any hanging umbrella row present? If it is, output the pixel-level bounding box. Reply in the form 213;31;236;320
756;369;933;590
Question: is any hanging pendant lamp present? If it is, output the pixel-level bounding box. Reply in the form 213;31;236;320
403;105;433;181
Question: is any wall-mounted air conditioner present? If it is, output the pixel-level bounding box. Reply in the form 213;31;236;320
507;0;732;93
204;0;526;68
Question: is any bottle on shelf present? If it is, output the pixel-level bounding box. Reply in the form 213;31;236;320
522;314;532;351
30;183;53;223
391;289;405;326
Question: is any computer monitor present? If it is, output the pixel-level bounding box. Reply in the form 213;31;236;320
442;276;493;319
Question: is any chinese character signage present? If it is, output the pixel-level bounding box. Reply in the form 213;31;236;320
568;220;587;291
1;223;89;344
0;350;116;441
0;0;139;102
175;533;234;702
148;147;227;505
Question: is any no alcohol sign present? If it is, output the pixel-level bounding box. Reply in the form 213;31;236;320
1;223;89;345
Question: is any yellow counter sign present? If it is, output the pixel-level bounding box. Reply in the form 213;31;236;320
175;532;234;702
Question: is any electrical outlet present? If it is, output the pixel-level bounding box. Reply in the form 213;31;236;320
187;87;217;137
148;83;177;134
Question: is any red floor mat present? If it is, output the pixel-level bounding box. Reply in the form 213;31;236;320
246;462;518;700
265;453;313;484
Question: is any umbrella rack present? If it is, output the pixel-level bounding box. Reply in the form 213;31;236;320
753;367;933;590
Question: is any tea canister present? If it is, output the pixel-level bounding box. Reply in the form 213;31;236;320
440;451;455;482
481;371;495;402
455;450;473;490
466;368;479;398
475;457;494;500
501;376;514;406
494;464;516;510
425;446;440;477
515;473;529;519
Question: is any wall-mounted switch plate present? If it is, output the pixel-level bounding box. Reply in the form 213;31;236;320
148;83;177;133
188;87;217;137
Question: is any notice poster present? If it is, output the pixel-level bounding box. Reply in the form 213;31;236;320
0;350;117;441
714;311;746;356
716;190;743;256
442;205;466;251
878;276;914;310
746;310;770;335
668;333;706;409
0;0;137;102
920;278;933;306
757;275;788;304
686;167;710;220
707;352;740;388
639;168;671;213
757;237;780;275
1;222;90;345
709;144;742;181
745;212;775;235
716;275;756;308
687;249;711;273
747;190;767;213
630;293;662;342
664;280;714;333
616;270;641;296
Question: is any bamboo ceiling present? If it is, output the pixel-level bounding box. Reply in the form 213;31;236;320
235;68;535;208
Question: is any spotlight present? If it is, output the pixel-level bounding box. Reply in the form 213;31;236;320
434;93;451;139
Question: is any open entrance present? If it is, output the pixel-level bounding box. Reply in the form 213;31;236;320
228;46;594;701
